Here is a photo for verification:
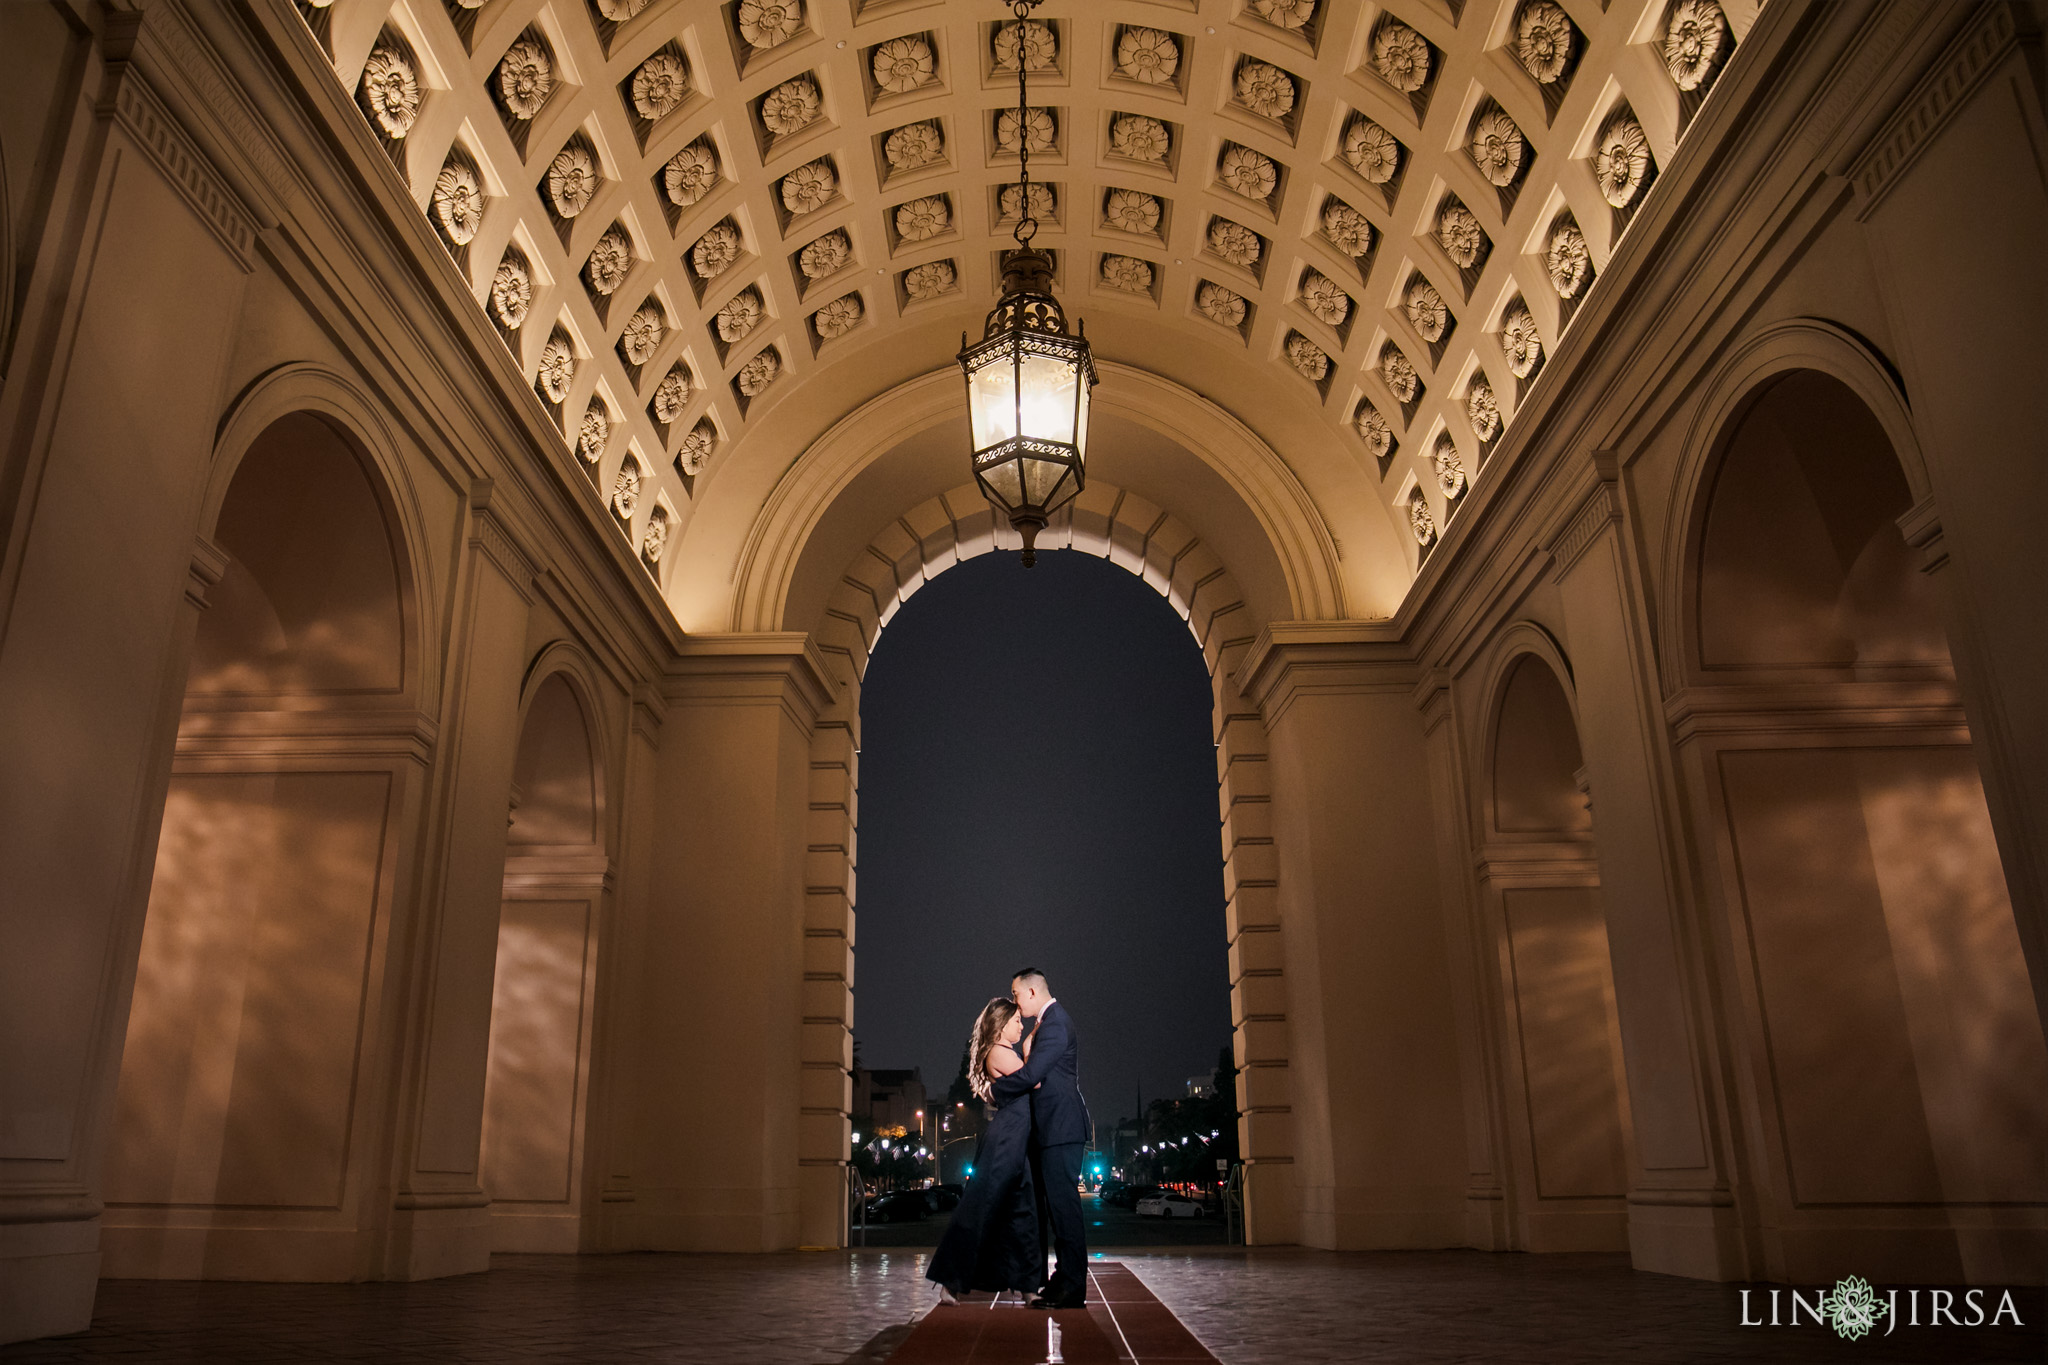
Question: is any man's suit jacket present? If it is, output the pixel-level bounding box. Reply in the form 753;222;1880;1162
990;1000;1091;1146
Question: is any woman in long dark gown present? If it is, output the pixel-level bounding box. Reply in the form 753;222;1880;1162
926;998;1041;1303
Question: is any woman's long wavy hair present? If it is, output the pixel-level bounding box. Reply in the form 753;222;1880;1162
965;997;1020;1103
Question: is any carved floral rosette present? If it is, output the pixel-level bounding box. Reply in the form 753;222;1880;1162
799;231;852;280
1207;219;1261;268
1437;202;1484;268
1664;0;1725;91
1594;114;1651;208
596;0;649;19
547;145;598;220
885;122;944;171
663;144;718;208
1380;347;1419;403
652;366;691;424
780;159;837;214
360;42;421;139
738;0;802;49
760;78;822;137
1235;61;1296;121
620;305;664;365
586;228;633;296
1406;281;1448;343
1373;21;1430;93
894;196;950;242
491;253;532;329
813;294;864;339
691;224;741;280
903;260;957;300
1219;145;1278;202
1502;303;1543;377
1101;255;1153;294
1197;283;1247;328
632;53;690;122
497;38;554;120
678;419;717;474
872;36;937;95
993;19;1057;73
999;183;1056;223
537;335;575;403
641;508;671;565
1355;403;1393;460
1104;189;1161;235
1516;2;1575;84
1467;380;1501;441
1299;272;1350;327
433;159;484;245
1286;333;1330;382
995;107;1057;155
611;459;641;519
1470;110;1526;188
1433;435;1468;499
577;403;609;463
1249;0;1315;31
1321;202;1374;257
1409;489;1437;546
1344;119;1401;184
1109;114;1170;163
716;289;764;344
1115;28;1178;85
736;348;782;397
1547;221;1590;298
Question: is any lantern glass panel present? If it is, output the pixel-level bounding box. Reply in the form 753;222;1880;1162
1073;369;1091;460
1023;457;1066;504
967;351;1020;450
1016;352;1078;446
982;456;1024;507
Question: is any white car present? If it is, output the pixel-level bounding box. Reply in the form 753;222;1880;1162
1136;1192;1206;1218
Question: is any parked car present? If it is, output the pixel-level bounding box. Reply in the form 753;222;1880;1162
1136;1191;1206;1219
931;1183;964;1211
864;1192;930;1223
1101;1182;1156;1210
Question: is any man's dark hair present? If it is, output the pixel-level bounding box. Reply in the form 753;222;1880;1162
1012;967;1049;993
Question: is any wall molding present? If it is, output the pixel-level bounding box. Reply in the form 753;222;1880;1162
1850;3;2021;218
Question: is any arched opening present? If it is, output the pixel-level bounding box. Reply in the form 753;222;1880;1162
1687;369;2048;1281
104;411;416;1279
790;478;1295;1248
850;549;1235;1237
1482;651;1633;1253
480;670;607;1253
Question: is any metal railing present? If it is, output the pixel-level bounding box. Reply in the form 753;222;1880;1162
847;1166;869;1248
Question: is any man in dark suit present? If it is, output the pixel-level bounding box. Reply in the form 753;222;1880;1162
991;967;1091;1309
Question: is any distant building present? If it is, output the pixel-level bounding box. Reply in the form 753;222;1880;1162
1185;1072;1217;1099
852;1067;928;1143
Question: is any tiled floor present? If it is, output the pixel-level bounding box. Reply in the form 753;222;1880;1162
1;1249;2041;1364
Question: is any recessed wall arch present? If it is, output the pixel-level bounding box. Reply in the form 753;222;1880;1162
1474;623;1586;841
206;362;438;709
1660;319;1927;692
514;640;618;851
723;362;1350;638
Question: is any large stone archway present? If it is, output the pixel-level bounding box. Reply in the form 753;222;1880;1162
790;476;1299;1247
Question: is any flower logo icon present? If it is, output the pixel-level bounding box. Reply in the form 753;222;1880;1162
1820;1277;1888;1341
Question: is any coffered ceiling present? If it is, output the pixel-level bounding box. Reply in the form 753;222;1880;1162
300;0;1756;614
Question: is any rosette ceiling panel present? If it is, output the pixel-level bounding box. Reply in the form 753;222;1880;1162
311;0;1755;612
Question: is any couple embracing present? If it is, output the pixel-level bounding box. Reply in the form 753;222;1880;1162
925;968;1090;1310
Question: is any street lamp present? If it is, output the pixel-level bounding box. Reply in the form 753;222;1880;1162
958;0;1095;568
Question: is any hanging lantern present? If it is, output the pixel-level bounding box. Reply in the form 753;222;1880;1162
959;0;1094;567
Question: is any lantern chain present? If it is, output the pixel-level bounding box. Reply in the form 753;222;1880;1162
1011;0;1038;247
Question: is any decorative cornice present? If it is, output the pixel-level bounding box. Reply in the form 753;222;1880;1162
1797;0;1926;162
103;67;256;271
1664;679;1967;745
185;535;230;611
1895;494;1948;574
666;632;838;727
133;0;294;203
1543;477;1622;581
1234;621;1416;728
468;482;539;598
1849;2;2019;218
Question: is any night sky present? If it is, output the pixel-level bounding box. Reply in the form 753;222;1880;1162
852;548;1233;1138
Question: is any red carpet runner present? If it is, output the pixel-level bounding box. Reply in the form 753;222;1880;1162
885;1262;1218;1363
